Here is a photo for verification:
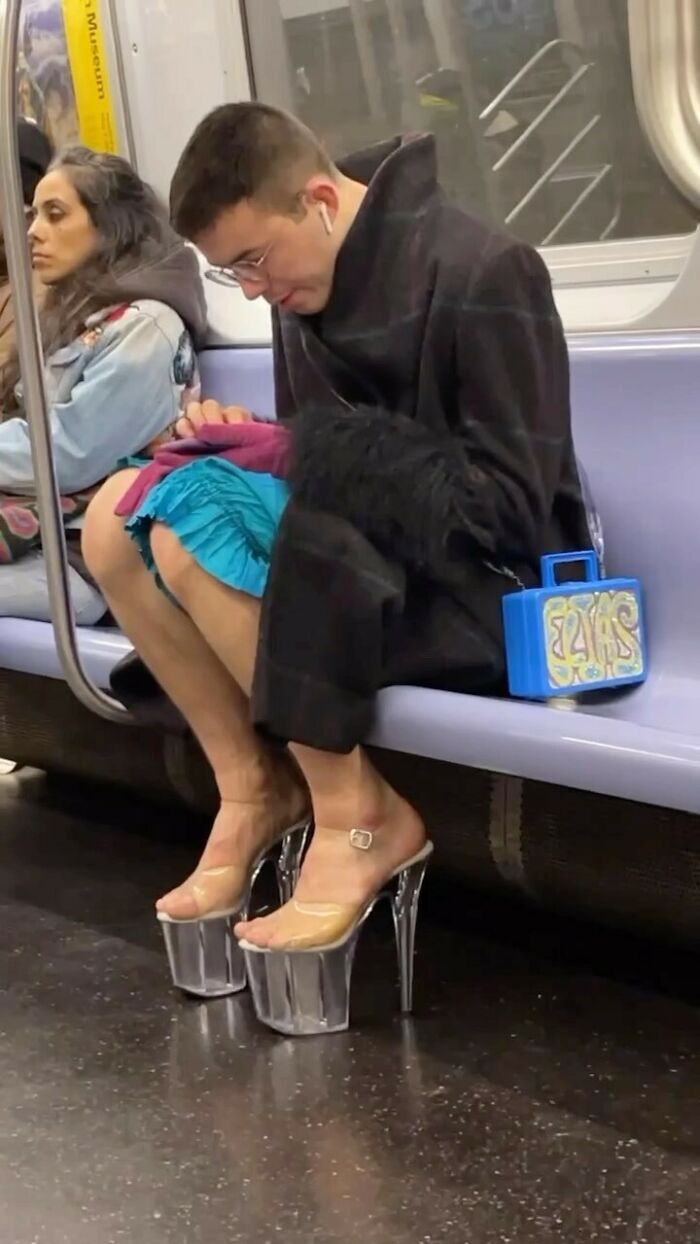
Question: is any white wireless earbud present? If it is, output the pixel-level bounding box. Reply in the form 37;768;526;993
318;203;333;236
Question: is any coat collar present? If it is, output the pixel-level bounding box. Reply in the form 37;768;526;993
325;133;439;319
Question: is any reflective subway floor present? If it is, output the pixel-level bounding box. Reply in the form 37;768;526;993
1;771;700;1244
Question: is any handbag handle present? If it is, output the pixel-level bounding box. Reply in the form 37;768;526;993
541;550;599;588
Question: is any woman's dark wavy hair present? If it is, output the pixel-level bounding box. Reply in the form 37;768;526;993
1;146;180;409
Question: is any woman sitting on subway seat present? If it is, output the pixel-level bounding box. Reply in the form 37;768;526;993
0;145;206;624
83;105;592;1031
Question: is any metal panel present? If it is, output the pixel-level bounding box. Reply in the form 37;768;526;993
112;0;251;198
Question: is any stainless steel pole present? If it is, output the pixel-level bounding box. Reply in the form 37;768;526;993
0;0;127;722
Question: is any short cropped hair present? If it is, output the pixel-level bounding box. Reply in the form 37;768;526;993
170;103;335;239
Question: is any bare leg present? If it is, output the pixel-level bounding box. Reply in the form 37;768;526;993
148;525;426;950
82;475;309;919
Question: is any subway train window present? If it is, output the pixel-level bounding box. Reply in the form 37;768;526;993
241;0;699;248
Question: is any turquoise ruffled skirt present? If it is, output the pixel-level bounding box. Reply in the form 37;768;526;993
125;457;289;598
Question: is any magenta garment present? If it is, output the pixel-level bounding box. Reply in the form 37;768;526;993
115;421;291;518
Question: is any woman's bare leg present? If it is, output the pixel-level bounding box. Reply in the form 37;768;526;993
82;475;308;919
148;525;426;949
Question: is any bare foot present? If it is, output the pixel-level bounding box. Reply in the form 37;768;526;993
235;774;426;950
156;755;309;920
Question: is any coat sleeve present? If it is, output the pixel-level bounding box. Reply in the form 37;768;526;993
288;242;572;574
0;309;180;494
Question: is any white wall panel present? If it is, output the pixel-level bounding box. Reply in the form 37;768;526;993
112;0;250;201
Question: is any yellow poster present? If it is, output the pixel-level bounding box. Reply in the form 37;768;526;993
61;0;118;153
19;0;119;154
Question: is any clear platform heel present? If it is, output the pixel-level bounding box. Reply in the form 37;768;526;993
241;839;433;1036
159;820;310;999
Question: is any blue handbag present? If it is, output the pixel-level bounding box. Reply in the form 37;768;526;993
502;551;647;700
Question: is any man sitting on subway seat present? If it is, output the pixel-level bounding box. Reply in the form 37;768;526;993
83;103;592;965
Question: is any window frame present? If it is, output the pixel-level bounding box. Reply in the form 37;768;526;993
233;0;700;333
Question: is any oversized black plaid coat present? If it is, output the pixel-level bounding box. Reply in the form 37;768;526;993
113;134;591;751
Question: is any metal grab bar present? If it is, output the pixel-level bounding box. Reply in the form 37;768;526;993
505;114;601;225
541;164;613;247
478;33;615;248
480;39;570;122
0;0;127;722
492;61;591;173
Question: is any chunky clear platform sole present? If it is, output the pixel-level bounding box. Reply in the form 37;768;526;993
241;845;432;1036
158;823;310;999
